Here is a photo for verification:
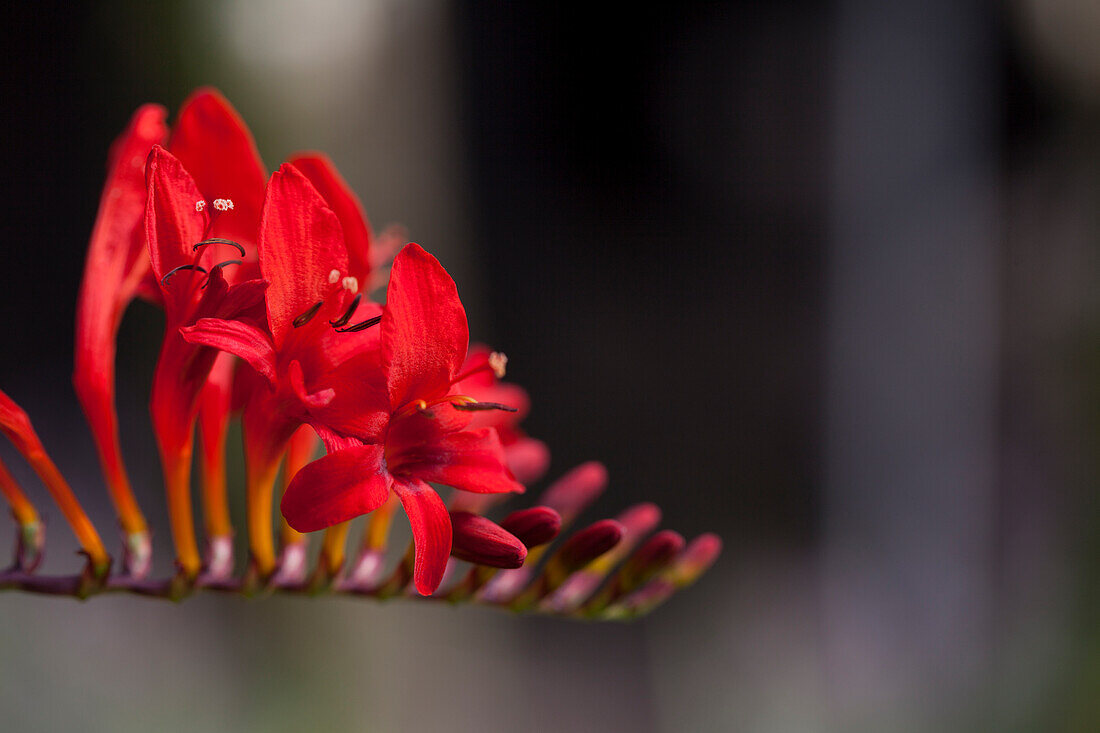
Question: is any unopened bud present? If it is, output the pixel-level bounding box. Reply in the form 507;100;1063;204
500;506;561;548
577;530;686;615
543;506;660;613
505;437;551;485
616;502;661;538
450;512;527;569
669;533;722;586
538;461;608;523
628;530;685;578
556;519;624;572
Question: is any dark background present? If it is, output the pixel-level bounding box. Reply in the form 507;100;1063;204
1;1;1098;731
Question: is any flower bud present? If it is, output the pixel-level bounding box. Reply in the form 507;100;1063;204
505;438;551;485
555;519;624;573
628;530;685;580
450;511;527;569
500;506;561;548
577;530;686;615
669;533;722;586
538;461;607;523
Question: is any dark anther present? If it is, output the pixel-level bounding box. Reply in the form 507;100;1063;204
452;401;519;413
193;238;246;257
329;294;362;328
200;260;243;289
416;406;437;419
161;263;208;284
335;314;382;333
293;301;324;328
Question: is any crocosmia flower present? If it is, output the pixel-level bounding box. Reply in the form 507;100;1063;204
145;145;267;577
280;243;525;595
180;162;383;576
73;103;167;570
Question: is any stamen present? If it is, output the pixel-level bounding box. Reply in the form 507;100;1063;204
292;301;324;328
193;238;246;257
328;269;341;284
329;294;361;328
212;198;234;211
161;263;208;284
452;401;518;413
341;276;359;294
200;260;243;289
195;200;206;212
488;352;508;379
335;315;382;333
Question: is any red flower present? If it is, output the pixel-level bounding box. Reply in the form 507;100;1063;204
145;145;268;576
180;162;383;574
278;244;525;595
73;103;167;558
73;89;267;574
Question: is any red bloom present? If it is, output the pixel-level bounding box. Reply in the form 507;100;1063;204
180;162;383;574
279;244;525;595
73;89;267;574
73;103;167;556
145;145;268;576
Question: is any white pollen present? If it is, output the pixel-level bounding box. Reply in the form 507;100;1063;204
328;269;341;284
342;276;359;294
195;200;206;212
212;198;234;211
488;351;508;379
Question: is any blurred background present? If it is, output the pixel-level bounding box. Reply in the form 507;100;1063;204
1;1;1098;730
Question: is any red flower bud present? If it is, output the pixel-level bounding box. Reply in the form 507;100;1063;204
538;461;607;523
670;533;723;586
449;511;527;569
630;530;685;577
556;519;624;572
500;506;561;548
615;502;661;539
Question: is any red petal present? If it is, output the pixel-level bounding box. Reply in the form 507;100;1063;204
390;427;525;495
144;146;207;308
240;384;300;475
281;443;390;533
288;359;335;408
456;345;497;389
180;318;277;384
382;243;469;411
0;388;37;457
288;153;373;281
259;164;348;349
74;104;167;507
391;478;451;595
168;88;267;248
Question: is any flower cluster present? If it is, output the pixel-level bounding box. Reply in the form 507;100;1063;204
0;89;719;616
